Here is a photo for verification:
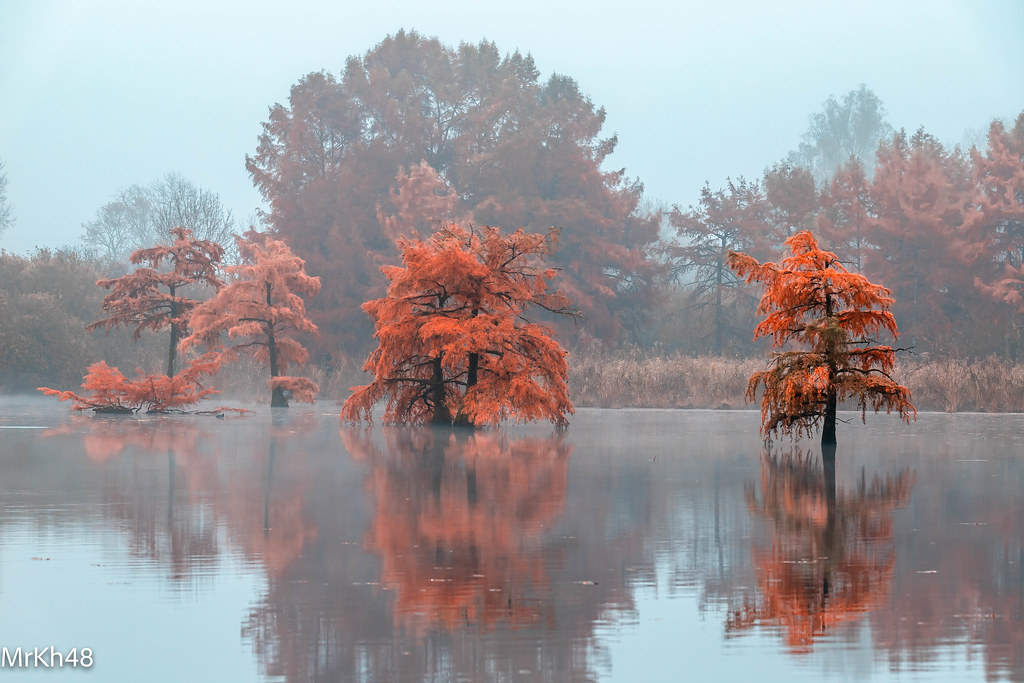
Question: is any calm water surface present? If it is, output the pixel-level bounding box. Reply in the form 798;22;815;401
0;396;1022;682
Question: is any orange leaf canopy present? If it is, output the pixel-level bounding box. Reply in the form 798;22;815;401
181;229;321;405
728;230;915;442
38;354;221;413
342;224;574;426
87;227;224;377
965;114;1024;312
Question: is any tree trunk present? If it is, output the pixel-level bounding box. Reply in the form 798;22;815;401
822;282;838;447
714;242;724;355
466;351;479;388
268;333;287;407
453;351;480;427
166;288;178;377
821;388;838;446
269;334;287;407
453;304;481;427
167;322;179;378
430;355;452;424
268;333;288;407
266;283;288;408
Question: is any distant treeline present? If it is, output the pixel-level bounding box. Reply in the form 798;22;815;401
662;116;1024;361
0;248;298;397
2;33;1023;406
4;243;1022;414
239;33;1024;364
0;249;152;393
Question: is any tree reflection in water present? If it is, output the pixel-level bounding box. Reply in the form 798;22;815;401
43;414;204;463
41;410;1024;680
42;413;318;585
728;447;914;650
43;416;225;576
342;427;572;636
236;424;613;683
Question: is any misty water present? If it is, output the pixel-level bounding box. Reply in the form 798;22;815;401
1;396;1022;682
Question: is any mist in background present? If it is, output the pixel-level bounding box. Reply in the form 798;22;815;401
1;0;1022;254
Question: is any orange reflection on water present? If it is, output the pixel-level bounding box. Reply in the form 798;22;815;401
342;427;571;636
729;450;914;651
43;416;204;462
45;414;318;578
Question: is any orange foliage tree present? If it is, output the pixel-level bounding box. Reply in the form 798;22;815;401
86;226;224;377
816;157;873;273
38;354;221;414
341;224;574;426
728;230;915;447
181;229;321;407
762;161;818;241
864;129;972;351
964;114;1024;316
247;32;661;355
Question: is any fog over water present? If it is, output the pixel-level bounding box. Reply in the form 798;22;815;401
2;398;1023;681
1;0;1022;254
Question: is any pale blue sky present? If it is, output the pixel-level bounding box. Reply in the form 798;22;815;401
1;0;1022;254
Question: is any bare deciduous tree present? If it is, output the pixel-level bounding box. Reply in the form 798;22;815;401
0;159;14;238
81;173;235;264
788;85;893;186
81;184;152;263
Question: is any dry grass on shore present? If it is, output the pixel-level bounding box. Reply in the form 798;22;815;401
204;347;1024;414
898;357;1024;413
569;348;760;409
569;348;1024;413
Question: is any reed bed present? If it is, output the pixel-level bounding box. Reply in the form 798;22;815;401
897;357;1024;413
206;347;1024;414
569;348;1024;413
569;347;761;409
